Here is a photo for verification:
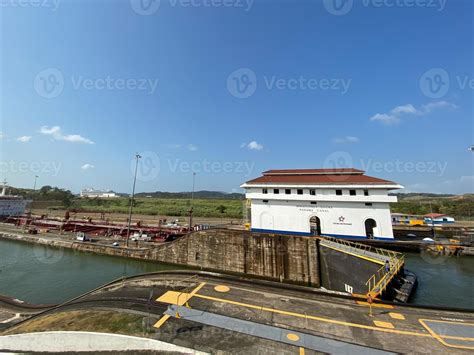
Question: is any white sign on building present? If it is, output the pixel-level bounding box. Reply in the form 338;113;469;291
241;169;403;240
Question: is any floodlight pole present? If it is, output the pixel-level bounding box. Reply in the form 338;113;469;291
126;154;141;247
33;175;39;192
189;172;196;230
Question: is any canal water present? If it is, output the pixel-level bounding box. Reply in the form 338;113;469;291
0;239;177;304
0;239;472;308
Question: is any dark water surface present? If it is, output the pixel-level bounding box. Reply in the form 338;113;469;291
404;251;473;309
0;239;472;308
0;239;177;304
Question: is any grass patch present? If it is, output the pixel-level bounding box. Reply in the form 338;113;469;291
67;197;245;219
4;310;150;337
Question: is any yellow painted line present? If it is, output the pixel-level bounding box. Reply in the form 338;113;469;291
299;347;305;355
374;320;395;329
441;335;474;341
419;319;474;350
189;282;207;296
356;301;394;309
193;293;431;337
320;243;385;265
153;281;206;329
421;319;474;326
153;314;171;329
389;312;405;320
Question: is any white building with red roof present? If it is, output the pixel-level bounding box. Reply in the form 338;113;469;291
240;169;403;240
423;213;455;225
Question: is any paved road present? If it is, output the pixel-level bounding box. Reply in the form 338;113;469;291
2;272;473;354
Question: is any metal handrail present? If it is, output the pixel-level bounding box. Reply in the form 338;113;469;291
366;254;405;297
320;236;401;262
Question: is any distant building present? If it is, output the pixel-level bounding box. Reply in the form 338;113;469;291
424;213;455;225
391;213;424;226
241;169;403;240
80;188;118;198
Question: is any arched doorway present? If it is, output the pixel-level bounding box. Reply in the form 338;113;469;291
310;216;321;236
365;218;377;239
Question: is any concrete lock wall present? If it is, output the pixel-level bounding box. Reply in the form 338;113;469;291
145;229;320;287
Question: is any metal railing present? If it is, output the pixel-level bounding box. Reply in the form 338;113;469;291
320;236;402;263
366;254;405;298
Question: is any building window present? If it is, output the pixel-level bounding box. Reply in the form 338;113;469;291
274;189;279;194
262;188;268;194
285;189;291;195
365;203;373;206
350;189;356;196
297;189;303;195
310;201;317;205
364;189;369;196
336;189;342;196
263;200;269;203
310;189;316;196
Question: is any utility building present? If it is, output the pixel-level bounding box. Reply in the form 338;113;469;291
241;169;402;240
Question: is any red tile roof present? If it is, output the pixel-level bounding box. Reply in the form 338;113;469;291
245;169;398;186
263;168;364;175
424;213;448;218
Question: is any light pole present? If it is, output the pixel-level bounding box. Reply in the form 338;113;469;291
126;153;142;247
191;172;196;205
33;175;38;192
189;172;196;230
429;201;436;240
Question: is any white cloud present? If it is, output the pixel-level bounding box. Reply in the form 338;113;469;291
81;164;95;170
242;141;264;151
422;101;457;113
370;113;400;124
0;132;6;140
163;144;182;149
391;104;418;115
187;144;198;151
40;126;94;144
333;136;359;144
370;101;456;125
16;136;32;143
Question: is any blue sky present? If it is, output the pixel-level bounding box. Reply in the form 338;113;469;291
1;0;472;194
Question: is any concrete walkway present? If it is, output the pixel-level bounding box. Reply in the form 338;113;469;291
0;331;208;354
165;305;395;354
